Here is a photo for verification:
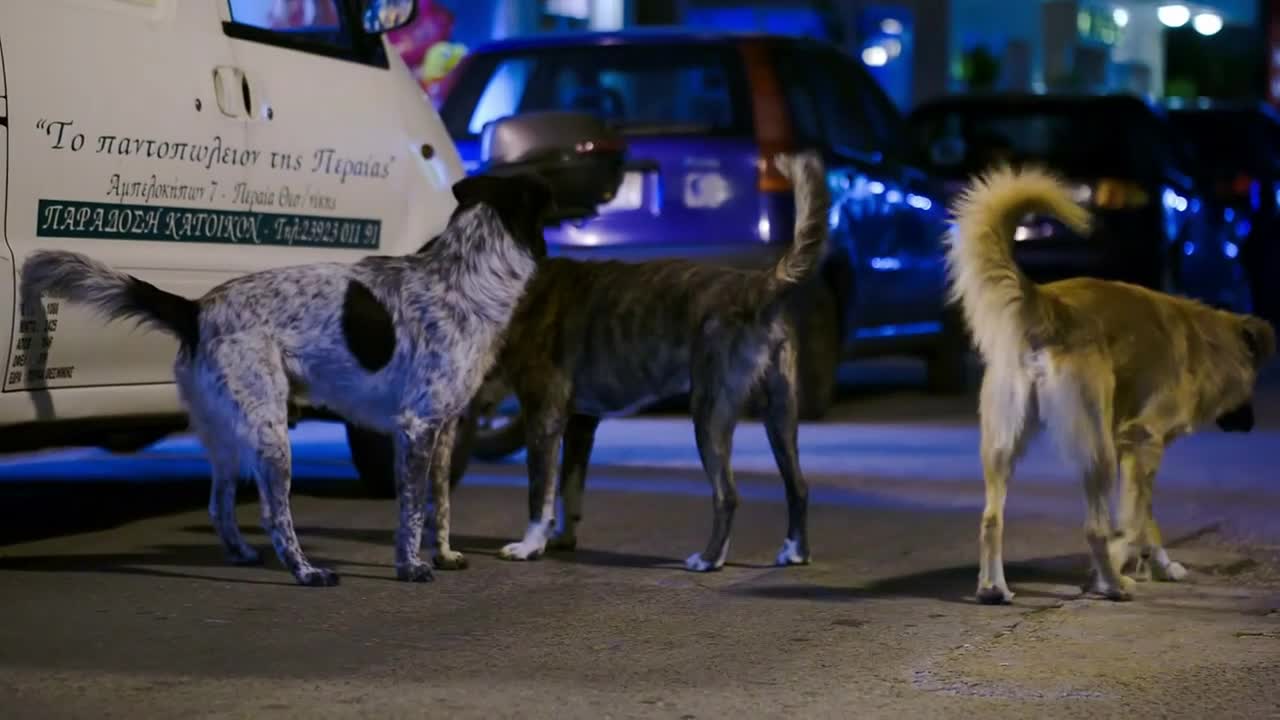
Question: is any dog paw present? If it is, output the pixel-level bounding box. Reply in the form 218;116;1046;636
1109;538;1136;576
1156;560;1188;582
684;552;723;573
296;566;340;587
1129;556;1153;582
433;550;468;571
1084;573;1136;601
226;546;262;567
1111;575;1138;600
395;561;435;583
546;533;577;553
775;538;810;567
499;540;545;561
976;584;1015;605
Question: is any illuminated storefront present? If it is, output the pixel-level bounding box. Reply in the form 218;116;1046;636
951;1;1259;99
387;0;1264;109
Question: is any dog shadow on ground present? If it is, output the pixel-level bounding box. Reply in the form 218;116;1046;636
732;554;1094;605
0;524;404;587
282;524;682;570
0;542;304;586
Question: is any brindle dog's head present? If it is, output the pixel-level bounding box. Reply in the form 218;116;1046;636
1216;316;1276;433
451;172;553;260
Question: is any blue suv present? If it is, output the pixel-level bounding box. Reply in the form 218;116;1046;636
436;30;962;459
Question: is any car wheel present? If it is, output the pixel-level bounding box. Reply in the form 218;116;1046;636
346;417;473;498
926;307;972;395
98;427;172;454
793;280;842;420
471;395;527;461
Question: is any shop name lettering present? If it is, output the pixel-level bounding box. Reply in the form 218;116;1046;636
38;119;395;184
37;200;381;249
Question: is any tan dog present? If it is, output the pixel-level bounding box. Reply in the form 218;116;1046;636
945;166;1276;604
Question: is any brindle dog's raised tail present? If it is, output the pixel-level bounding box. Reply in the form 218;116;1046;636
763;151;832;301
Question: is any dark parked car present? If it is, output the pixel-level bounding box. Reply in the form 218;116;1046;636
432;30;963;463
1167;102;1280;328
907;93;1251;313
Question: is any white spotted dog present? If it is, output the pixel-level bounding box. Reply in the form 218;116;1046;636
20;174;551;587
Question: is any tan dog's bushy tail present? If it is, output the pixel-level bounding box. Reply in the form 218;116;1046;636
944;166;1091;365
767;151;830;294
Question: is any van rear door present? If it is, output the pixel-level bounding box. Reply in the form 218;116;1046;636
220;0;461;261
2;1;252;393
1;35;12;384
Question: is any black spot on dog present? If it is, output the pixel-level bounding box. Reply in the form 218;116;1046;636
125;276;201;351
341;281;396;372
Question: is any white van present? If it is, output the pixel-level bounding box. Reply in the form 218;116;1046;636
0;0;464;484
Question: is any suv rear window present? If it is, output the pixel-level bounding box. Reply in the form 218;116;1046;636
440;43;752;140
908;101;1171;180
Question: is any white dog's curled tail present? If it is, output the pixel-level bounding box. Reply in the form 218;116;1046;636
944;166;1092;364
20;250;200;350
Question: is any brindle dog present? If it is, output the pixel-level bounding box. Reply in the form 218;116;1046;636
491;151;831;571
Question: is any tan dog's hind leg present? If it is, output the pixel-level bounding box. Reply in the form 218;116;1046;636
1040;358;1135;601
1141;478;1188;582
1114;429;1187;582
976;371;1036;604
1113;432;1162;580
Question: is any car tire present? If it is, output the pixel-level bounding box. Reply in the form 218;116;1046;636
793;280;842;421
98;427;172;454
471;401;527;461
926;307;972;395
346;417;473;498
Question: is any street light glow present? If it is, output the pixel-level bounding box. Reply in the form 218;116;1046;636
1157;4;1190;28
1113;7;1129;28
1193;12;1223;35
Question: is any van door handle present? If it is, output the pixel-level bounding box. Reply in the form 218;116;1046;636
212;65;252;119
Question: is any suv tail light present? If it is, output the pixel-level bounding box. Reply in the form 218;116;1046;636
756;154;792;192
1215;173;1262;209
740;42;794;193
1092;178;1150;210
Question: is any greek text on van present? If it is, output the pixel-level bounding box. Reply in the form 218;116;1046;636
41;202;262;244
38;118;396;183
106;173;339;213
108;174;207;204
37;199;381;250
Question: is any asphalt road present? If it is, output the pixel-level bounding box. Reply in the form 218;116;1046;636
1;360;1278;719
